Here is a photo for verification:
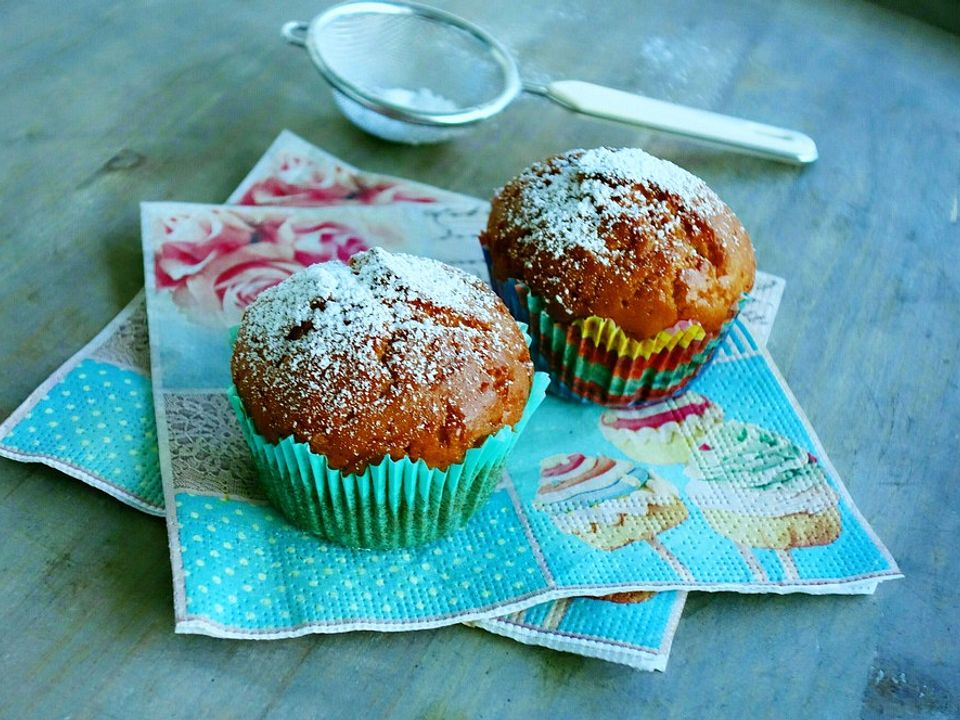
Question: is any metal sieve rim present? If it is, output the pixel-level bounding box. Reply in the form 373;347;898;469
303;0;522;127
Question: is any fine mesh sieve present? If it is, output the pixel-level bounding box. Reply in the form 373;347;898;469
283;1;818;163
283;1;520;144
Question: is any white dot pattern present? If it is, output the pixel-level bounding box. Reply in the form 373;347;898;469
2;359;162;508
176;490;548;628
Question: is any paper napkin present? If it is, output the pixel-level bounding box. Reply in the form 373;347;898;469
138;188;897;646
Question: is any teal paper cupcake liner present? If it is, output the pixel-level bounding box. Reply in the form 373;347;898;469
228;372;549;549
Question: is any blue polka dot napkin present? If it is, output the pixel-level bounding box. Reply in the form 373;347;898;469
0;301;163;514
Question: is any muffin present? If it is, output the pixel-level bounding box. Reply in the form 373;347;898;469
229;247;549;548
480;147;755;406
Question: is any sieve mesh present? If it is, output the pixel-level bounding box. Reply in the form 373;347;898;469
319;12;507;110
307;2;519;126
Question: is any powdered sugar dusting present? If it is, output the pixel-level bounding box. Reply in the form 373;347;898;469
579;147;720;211
353;247;495;320
504;147;725;267
234;248;503;412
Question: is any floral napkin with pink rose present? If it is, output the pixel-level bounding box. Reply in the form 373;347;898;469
0;131;721;670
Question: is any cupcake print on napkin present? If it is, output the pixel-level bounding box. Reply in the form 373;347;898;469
533;454;693;580
684;421;841;582
509;348;899;593
599;392;724;465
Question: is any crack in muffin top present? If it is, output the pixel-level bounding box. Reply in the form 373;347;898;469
499;147;725;266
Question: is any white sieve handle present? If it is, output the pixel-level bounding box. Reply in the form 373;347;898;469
541;80;818;165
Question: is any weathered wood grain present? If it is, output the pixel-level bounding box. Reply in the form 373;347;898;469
1;0;957;718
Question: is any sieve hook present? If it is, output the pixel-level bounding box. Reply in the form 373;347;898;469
281;21;309;47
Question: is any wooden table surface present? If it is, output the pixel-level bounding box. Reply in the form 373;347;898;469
1;0;958;717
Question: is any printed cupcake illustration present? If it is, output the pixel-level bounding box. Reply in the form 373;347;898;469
685;421;841;581
509;591;656;634
599;392;724;465
601;590;655;604
535;453;692;580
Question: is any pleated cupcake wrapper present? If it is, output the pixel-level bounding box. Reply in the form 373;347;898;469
576;315;706;360
227;373;549;549
529;288;737;406
483;254;737;407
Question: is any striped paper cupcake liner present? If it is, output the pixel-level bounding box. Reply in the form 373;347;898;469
484;257;738;407
228;373;550;549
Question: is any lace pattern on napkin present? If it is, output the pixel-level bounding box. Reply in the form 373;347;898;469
165;391;263;500
89;296;151;373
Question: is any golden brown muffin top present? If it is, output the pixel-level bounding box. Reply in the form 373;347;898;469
481;147;756;338
231;248;533;475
